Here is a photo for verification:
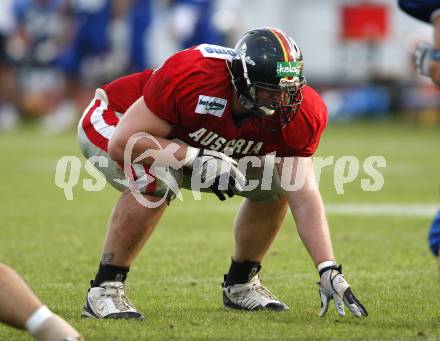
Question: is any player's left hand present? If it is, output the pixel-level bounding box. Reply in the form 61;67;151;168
317;264;368;318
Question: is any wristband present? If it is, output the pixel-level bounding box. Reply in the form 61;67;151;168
183;146;200;167
317;260;337;273
25;305;53;334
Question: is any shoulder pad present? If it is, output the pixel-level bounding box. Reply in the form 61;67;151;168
195;44;237;61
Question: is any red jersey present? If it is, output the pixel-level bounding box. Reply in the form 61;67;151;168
103;44;328;157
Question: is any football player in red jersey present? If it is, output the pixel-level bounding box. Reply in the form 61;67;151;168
78;27;367;318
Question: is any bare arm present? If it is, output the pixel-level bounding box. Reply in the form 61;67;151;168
108;97;191;165
276;156;335;266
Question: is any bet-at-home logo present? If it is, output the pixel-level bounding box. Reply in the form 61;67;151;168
195;95;227;117
276;61;303;78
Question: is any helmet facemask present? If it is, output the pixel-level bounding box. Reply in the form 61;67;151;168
250;75;304;128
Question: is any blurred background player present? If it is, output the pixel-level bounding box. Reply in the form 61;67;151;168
54;0;152;132
0;0;20;130
398;0;440;273
168;0;225;49
0;263;83;341
8;0;72;130
1;0;155;133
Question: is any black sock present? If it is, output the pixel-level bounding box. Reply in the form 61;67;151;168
225;259;261;286
92;263;130;287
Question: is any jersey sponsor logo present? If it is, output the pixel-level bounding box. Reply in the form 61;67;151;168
188;128;263;155
196;44;237;60
195;95;227;117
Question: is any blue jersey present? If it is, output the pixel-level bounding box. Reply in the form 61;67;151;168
428;210;440;255
398;0;440;23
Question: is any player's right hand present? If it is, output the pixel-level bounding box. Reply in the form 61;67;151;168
188;148;246;200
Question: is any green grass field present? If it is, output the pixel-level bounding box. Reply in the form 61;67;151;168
1;121;439;340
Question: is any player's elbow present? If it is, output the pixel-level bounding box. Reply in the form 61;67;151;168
108;137;125;164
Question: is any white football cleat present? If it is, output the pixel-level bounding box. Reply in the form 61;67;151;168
222;274;289;311
81;281;144;319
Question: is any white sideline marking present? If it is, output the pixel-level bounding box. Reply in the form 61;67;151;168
325;203;439;217
174;201;439;217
